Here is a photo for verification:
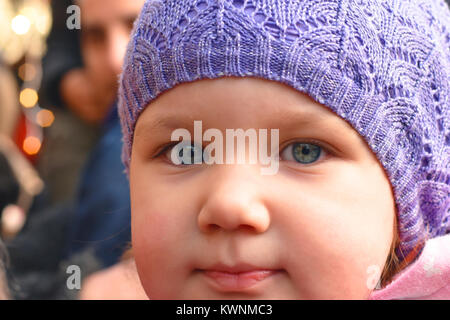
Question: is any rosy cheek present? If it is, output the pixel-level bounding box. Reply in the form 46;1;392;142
133;206;169;249
132;209;167;277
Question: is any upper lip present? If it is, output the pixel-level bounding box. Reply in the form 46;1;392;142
200;263;278;274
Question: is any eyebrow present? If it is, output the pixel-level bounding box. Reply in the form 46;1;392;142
135;116;193;139
277;108;329;127
134;107;347;144
134;115;197;148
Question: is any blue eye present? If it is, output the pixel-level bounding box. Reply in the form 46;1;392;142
281;142;322;164
166;141;204;165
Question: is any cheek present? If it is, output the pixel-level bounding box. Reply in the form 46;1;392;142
132;204;191;264
274;164;395;298
129;168;200;298
130;176;197;248
131;194;184;298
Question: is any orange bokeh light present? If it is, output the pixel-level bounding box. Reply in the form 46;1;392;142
36;109;55;127
18;63;37;81
20;88;38;108
23;136;41;155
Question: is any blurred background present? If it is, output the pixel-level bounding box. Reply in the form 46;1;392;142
0;0;145;299
1;0;75;239
1;0;101;212
0;0;94;220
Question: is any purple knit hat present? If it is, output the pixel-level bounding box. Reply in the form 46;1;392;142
118;0;450;261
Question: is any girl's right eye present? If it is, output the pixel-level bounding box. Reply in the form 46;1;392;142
280;142;324;165
161;141;204;165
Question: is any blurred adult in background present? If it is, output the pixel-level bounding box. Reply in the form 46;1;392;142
61;0;146;299
38;0;97;206
7;0;145;299
44;0;136;124
62;0;144;273
62;0;137;123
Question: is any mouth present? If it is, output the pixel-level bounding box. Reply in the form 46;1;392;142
198;263;283;292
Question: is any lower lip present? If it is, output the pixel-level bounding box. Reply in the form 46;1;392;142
202;270;279;292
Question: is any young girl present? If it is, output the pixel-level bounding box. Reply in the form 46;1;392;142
117;0;449;299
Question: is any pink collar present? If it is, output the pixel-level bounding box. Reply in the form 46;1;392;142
369;234;450;300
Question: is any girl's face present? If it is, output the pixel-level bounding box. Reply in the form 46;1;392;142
130;77;396;299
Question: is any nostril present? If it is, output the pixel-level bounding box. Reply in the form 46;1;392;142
208;224;221;232
239;224;261;233
204;223;263;233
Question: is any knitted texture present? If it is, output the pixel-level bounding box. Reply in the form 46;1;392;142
118;0;450;261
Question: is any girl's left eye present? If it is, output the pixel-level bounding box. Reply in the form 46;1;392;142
280;142;325;164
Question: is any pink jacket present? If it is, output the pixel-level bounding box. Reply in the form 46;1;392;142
369;234;450;300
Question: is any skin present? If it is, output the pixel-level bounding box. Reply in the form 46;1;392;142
61;0;144;124
130;77;397;299
80;258;147;300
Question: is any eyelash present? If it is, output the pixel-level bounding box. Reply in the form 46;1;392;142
152;142;182;159
152;139;334;166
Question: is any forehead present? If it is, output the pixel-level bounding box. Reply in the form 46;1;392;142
135;77;359;138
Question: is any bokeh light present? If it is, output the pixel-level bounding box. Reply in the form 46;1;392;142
36;109;55;127
1;205;26;237
22;136;41;155
11;14;31;35
19;88;38;108
18;63;37;81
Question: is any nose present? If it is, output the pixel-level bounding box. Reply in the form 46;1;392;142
197;166;271;234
